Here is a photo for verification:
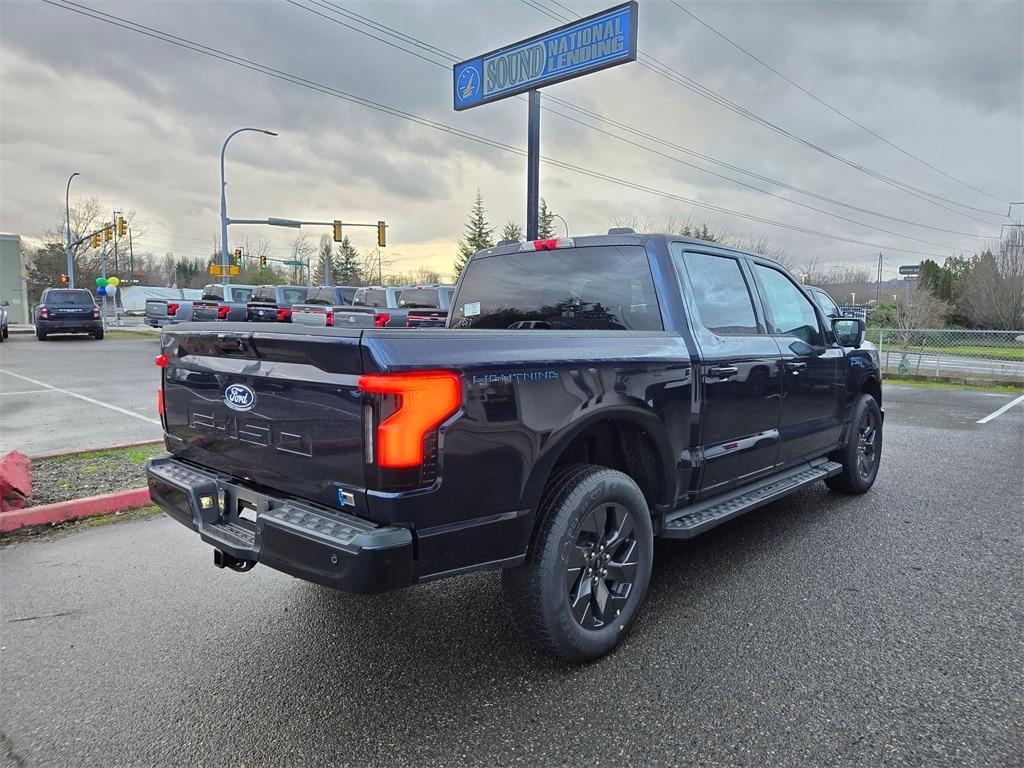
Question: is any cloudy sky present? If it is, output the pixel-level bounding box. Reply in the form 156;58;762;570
1;0;1021;280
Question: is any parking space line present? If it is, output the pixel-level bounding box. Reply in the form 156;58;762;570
0;368;161;426
977;393;1024;424
0;390;62;396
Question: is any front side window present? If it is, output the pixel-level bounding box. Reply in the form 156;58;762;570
753;265;822;345
451;246;663;330
811;288;840;319
677;252;759;335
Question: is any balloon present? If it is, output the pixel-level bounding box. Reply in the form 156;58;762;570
96;286;106;296
95;277;107;287
105;284;116;295
107;276;120;287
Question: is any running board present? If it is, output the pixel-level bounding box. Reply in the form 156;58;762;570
661;460;842;539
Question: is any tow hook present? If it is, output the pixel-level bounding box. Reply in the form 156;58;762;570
214;549;256;572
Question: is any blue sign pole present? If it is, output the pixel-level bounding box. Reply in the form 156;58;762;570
453;2;638;239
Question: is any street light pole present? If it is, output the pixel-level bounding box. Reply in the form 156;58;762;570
552;213;570;238
220;127;277;283
65;172;80;288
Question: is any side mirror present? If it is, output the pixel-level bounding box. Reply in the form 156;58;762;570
0;300;8;307
833;317;865;348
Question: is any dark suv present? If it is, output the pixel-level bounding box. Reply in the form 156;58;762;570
35;288;103;340
245;285;310;323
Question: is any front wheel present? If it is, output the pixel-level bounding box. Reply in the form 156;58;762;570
827;393;883;494
501;464;654;663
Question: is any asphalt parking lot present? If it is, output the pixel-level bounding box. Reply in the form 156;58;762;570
0;334;162;455
1;380;1021;767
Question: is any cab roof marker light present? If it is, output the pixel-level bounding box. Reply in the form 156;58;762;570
521;238;575;252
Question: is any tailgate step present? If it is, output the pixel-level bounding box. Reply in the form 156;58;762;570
662;460;841;539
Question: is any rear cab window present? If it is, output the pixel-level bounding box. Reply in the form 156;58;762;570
304;288;333;306
201;285;224;302
44;289;94;305
353;289;389;308
229;287;253;303
251;286;276;303
451;245;663;330
399;288;442;308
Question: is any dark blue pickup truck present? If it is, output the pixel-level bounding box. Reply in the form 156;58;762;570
147;232;882;662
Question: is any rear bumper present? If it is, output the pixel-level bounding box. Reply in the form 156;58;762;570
37;319;102;333
147;457;415;594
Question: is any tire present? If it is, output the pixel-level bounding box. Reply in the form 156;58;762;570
93;328;104;340
501;464;654;663
36;330;47;341
827;393;883;494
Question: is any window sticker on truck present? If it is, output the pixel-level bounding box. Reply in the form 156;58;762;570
464;301;481;316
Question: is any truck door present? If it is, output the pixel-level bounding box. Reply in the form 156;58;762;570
673;247;783;496
748;262;845;465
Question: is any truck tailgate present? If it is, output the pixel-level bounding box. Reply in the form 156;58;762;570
160;325;366;510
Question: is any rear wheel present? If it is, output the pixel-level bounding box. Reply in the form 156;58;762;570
36;329;47;341
501;464;654;663
827;393;882;494
93;328;104;340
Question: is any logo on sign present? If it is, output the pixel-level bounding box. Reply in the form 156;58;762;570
455;62;482;107
224;384;256;411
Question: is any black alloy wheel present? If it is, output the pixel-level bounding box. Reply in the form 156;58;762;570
566;502;640;630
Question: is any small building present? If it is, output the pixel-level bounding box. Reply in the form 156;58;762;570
0;233;31;324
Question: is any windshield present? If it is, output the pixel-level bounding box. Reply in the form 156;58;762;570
399;288;441;308
353;289;389;307
46;290;94;305
451;246;663;331
812;289;840;318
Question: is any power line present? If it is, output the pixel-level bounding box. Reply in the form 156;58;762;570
291;0;989;247
521;0;1006;223
41;0;960;261
666;0;1007;205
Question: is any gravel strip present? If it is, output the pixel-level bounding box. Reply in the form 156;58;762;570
30;444;164;507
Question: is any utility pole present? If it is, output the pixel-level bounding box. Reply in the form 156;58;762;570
65;172;80;288
112;210;120;276
128;228;135;285
876;252;883;305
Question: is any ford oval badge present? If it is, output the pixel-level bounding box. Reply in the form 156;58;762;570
224;383;256;411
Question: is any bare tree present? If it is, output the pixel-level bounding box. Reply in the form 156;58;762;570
964;225;1024;330
891;283;948;372
360;246;395;285
287;233;316;285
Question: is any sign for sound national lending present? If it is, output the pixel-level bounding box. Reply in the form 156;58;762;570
453;2;638;111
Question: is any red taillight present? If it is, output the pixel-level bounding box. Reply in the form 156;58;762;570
217;305;230;319
373;312;390;328
157;388;164;417
325;310;334;327
167;302;180;316
91;307;101;319
358;371;461;468
277;308;292;322
39;307;49;319
154;354;168;368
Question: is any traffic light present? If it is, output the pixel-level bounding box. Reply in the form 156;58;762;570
259;254;267;269
233;248;242;264
91;233;101;248
117;216;126;237
333;220;343;242
104;226;113;242
377;220;386;248
60;273;69;285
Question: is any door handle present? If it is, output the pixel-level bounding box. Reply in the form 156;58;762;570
785;361;807;372
707;365;739;379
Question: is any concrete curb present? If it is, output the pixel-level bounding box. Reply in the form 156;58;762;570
0;487;151;534
29;440;164;461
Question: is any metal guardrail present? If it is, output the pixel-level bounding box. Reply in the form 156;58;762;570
868;328;1024;381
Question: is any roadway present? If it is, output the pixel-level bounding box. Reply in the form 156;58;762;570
1;384;1021;767
879;349;1024;379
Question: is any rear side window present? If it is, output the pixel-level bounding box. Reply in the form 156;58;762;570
752;265;822;345
279;287;308;304
399;288;441;308
45;289;94;305
677;252;759;335
354;289;389;307
451;246;662;330
202;285;224;301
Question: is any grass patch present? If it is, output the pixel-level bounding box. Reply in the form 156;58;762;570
102;329;160;341
0;504;162;546
884;376;1024;395
30;443;165;507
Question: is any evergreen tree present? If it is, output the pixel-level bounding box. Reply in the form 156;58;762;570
537;198;556;238
454;190;495;278
312;234;336;286
335;235;362;285
500;221;524;242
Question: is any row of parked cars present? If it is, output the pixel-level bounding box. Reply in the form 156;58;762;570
146;283;456;330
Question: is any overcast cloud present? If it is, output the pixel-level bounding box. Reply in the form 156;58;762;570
1;0;1021;279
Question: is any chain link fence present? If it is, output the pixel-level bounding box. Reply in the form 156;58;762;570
866;328;1024;383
